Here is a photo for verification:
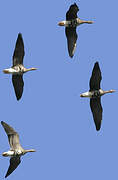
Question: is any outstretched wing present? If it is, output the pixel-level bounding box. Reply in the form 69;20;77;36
13;33;25;66
66;3;79;20
12;75;24;101
5;157;21;178
65;27;78;58
1;121;23;150
89;62;102;91
90;97;103;131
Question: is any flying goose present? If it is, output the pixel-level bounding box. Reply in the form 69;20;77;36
3;33;37;100
80;62;115;131
1;121;36;178
58;3;93;58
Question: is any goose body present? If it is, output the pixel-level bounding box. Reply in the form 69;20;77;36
1;121;36;178
3;33;37;100
80;62;115;131
3;65;37;75
80;89;115;98
59;18;93;27
58;3;93;58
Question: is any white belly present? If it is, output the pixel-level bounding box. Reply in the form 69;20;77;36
16;149;22;155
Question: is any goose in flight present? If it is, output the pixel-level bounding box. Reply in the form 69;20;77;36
3;33;37;100
80;62;115;131
1;121;36;178
58;3;93;58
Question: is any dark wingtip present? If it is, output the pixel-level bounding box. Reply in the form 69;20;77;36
69;52;74;58
73;2;77;6
17;33;23;41
95;61;99;65
16;96;21;101
69;3;79;11
18;33;22;37
96;127;100;131
70;55;73;58
73;3;79;10
96;124;101;131
1;121;4;125
5;173;9;178
94;61;100;69
17;33;23;43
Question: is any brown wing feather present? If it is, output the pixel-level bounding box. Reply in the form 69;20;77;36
65;27;78;58
1;121;23;150
90;98;103;131
5;157;21;178
89;62;102;91
12;75;24;101
66;3;79;20
13;33;25;66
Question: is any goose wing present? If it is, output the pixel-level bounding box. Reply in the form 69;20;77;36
13;33;25;66
89;62;102;91
90;97;103;131
12;75;24;101
5;157;21;178
1;121;23;150
66;3;79;20
65;27;77;58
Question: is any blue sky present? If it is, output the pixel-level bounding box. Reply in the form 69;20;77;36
0;0;117;179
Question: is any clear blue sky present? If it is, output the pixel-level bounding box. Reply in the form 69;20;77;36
0;0;117;179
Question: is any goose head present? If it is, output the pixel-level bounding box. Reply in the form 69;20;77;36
24;149;36;154
100;89;116;95
24;67;38;73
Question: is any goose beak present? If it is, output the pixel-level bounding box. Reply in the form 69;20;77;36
31;68;38;70
110;89;116;93
87;21;94;24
